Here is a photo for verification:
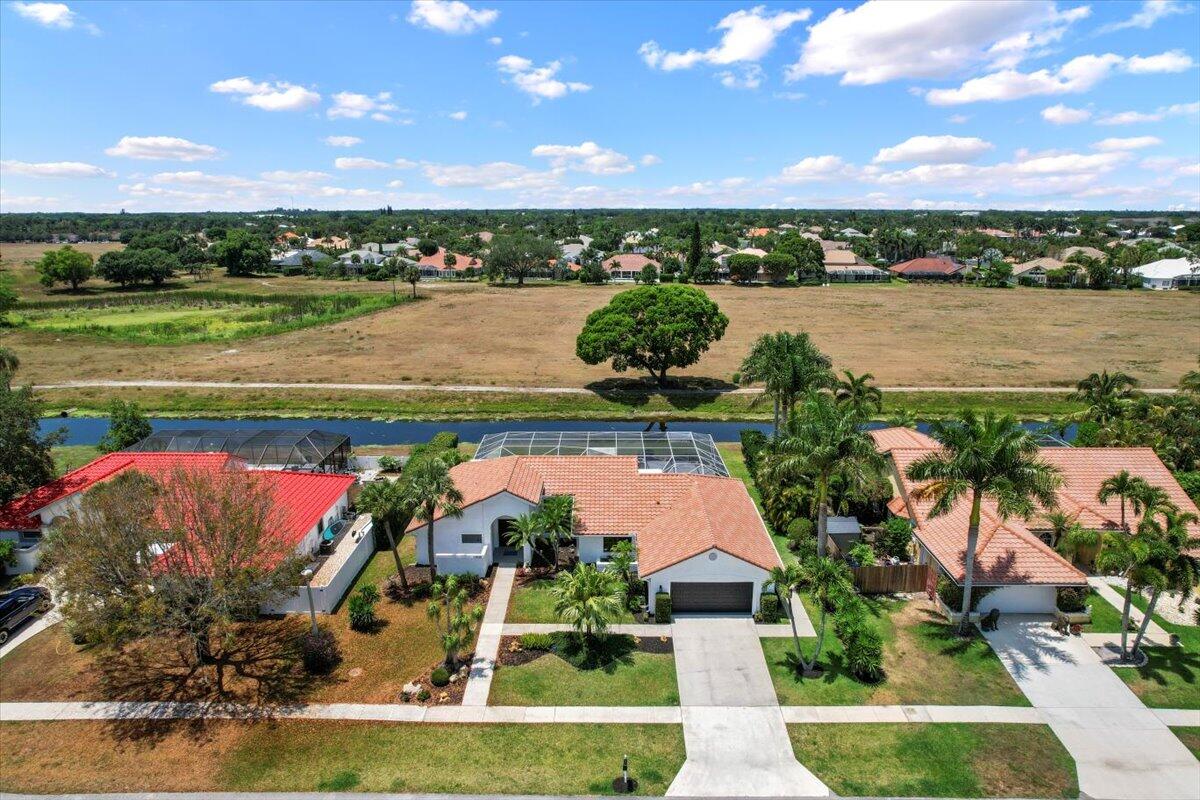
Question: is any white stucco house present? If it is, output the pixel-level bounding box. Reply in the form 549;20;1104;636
407;432;782;614
1134;258;1200;290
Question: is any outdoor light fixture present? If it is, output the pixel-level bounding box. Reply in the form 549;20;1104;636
301;567;318;635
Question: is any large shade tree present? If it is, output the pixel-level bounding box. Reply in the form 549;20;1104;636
905;411;1062;635
484;231;558;286
576;285;728;386
35;245;94;291
0;352;63;505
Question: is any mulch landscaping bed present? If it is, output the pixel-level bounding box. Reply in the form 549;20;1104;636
497;632;672;668
399;655;475;706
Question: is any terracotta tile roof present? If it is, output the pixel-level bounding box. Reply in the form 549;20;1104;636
888;447;1087;587
603;253;659;272
889;257;964;276
418;248;480;271
0;452;240;530
868;427;939;453
746;227;771;238
1013;256;1064;275
407;455;781;575
0;453;354;551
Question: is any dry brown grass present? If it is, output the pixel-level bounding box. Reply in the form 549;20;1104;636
5;280;1196;388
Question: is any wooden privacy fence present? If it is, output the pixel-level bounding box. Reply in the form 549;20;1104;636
851;563;930;594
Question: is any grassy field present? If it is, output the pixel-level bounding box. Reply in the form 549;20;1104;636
1;241;126;298
763;597;1030;706
788;723;1078;798
5;280;1196;391
489;634;679;706
0;719;686;795
507;576;637;624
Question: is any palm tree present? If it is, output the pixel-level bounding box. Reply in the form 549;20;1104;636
538;494;575;570
356;479;410;589
886;409;918;429
739;331;833;435
770;558;852;674
1178;364;1200;395
505;512;543;569
763;392;886;557
768;563;808;667
1098;470;1151;532
906;410;1062;635
835;370;882;418
551;563;626;644
1071;370;1139;425
401;455;464;581
1043;509;1079;549
426;573;485;667
1127;508;1199;658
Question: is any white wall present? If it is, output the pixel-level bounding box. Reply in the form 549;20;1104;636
642;548;770;612
413;491;537;570
976;584;1058;614
261;524;377;615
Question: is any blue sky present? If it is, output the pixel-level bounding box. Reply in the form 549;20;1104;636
1;0;1198;211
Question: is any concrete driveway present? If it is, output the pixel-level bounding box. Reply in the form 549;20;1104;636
984;617;1199;800
667;617;829;798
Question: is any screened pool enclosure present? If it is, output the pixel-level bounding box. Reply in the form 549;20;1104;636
127;428;351;472
473;430;729;477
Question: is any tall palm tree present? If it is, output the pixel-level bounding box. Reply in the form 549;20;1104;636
835;370;883;418
1128;508;1199;658
1098;470;1151;532
739;331;833;435
401;455;464;581
906;410;1062;635
505;512;543;569
767;563;807;667
356;478;410;589
538;494;575;570
551;563;626;644
769;557;852;674
1071;370;1140;425
763;392;886;557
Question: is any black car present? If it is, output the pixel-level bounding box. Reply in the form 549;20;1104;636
0;586;52;645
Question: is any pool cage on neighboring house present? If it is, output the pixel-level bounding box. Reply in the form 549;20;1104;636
473;431;730;477
126;429;352;472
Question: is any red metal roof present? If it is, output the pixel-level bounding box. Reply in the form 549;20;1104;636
407;455;782;575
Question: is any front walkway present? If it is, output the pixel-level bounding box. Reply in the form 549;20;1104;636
461;565;515;707
667;617;829;798
984;616;1199;800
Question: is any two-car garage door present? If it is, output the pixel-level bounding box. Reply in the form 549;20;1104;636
670;581;753;613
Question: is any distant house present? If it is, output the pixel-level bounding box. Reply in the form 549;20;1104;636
888;256;965;281
418;247;481;279
745;227;771;239
338;248;388;271
560;242;587;261
604;253;659;282
839;227;867;238
271;248;333;271
1011;256;1064;285
716;247;767;270
824;250;887;283
1059;245;1106;261
1134;258;1200;290
978;228;1015;239
476;231;495;244
307;235;349;250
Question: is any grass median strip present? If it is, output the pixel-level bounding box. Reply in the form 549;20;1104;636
0;719;686;795
787;722;1078;798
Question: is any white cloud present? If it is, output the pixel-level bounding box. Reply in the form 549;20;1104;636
448;110;468;120
0;189;64;211
422;161;560;190
323;135;363;147
407;0;498;34
259;170;330;183
387;179;406;188
488;36;502;45
104;135;220;161
1096;102;1200;125
639;6;811;74
329;91;398;120
925;53;1130;105
787;0;1089;85
334;157;392;170
1124;50;1195;74
717;65;765;90
640;154;662;166
872;135;994;164
1092;136;1163;151
776;155;856;183
11;2;97;32
1098;0;1191;33
947;114;970;124
394;158;419;169
1;159;113;178
496;55;591;102
1041;103;1092;124
209;76;320;111
531;142;635;174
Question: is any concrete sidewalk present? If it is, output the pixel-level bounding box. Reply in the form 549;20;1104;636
461;566;515;707
984;617;1199;800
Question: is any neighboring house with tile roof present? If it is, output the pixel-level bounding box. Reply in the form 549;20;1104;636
823;249;888;282
888;256;966;281
406;448;783;613
417;247;482;278
1010;256;1064;285
0;452;364;614
603;253;659;282
869;428;1198;614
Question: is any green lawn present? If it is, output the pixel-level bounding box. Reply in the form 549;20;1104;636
717;443;794;564
764;596;1029;706
788;723;1078;798
50;444;101;475
1082;587;1129;634
1173;727;1200;760
0;720;686;796
507;577;636;624
489;634;679;706
1114;592;1200;709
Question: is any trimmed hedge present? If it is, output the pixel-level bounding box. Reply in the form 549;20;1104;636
654;591;672;624
1056;586;1089;613
740;429;768;479
757;592;782;624
936;575;994;612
